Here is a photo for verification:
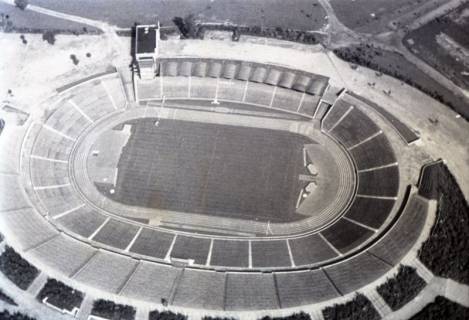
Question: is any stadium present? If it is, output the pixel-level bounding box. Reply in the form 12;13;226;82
0;3;468;320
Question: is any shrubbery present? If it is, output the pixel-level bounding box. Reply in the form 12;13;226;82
0;246;39;290
14;0;28;10
171;14;319;45
410;296;469;320
37;278;84;311
91;299;136;320
377;265;426;310
149;310;187;320
418;163;469;284
0;310;35;320
322;294;380;320
259;312;311;320
0;288;17;306
42;31;56;45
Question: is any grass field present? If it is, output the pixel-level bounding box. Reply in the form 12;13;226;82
106;118;310;223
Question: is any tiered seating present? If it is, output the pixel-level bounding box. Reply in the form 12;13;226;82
170;235;211;265
210;239;249;268
217;79;246;101
73;250;138;293
350;134;397;170
30;159;69;186
44;101;90;139
357;166;399;197
1;207;58;250
55;205;107;238
275;270;339;307
321;219;375;254
129;228;175;259
346;91;419;144
92;219;140;250
0;175;31;211
100;74;128;110
29;234;96;277
289;234;338;266
329;108;380;148
66;80;117;121
251;240;291;268
417;161;443;200
35;185;84;217
369;194;428;265
120;262;179;302
172;269;225;309
225;272;278;310
323;252;391;294
32;126;74;161
345;197;396;230
244;81;275;106
271;87;303;113
322;99;350;131
137;58;329;119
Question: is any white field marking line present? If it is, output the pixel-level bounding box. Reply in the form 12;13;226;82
296;92;306;112
42;124;75;142
188;75;192;98
286;240;296;267
342;216;378;233
358;162;399;173
29;155;68;164
242;80;249;102
348;130;383;151
296;189;304;209
205;239;214;266
214;77;220;101
313;99;325;118
52;204;85;219
68;99;93;123
266;220;273;235
248;240;253;268
101;81;118;110
269;86;278;107
134;76;140;104
328;106;354;132
33;183;70;191
356;194;398;200
164;234;178;262
125;227;143;252
159;73;164;97
88;217;110;240
319;233;343;256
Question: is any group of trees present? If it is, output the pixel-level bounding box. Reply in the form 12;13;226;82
0;311;35;320
418;163;469;285
91;299;136;320
377;265;427;311
410;296;469;320
0;246;39;290
322;294;380;320
172;14;319;45
149;310;187;320
0;288;16;306
260;312;311;320
37;278;84;311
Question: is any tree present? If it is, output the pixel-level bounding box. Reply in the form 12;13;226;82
42;31;56;45
14;0;28;10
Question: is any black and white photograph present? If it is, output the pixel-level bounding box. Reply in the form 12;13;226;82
0;0;468;319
